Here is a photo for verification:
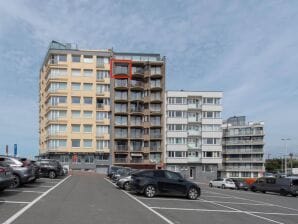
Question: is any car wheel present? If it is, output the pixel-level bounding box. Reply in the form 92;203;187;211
187;187;199;200
251;187;256;192
209;183;213;188
291;194;297;197
144;185;156;198
221;184;226;189
0;187;5;192
123;182;130;191
280;189;287;196
262;190;266;194
10;174;21;188
48;171;56;179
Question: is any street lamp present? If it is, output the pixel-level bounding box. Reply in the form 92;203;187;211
281;138;291;176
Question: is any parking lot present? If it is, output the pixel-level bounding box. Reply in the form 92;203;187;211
1;173;297;224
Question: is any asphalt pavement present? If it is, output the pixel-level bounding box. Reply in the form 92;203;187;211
1;172;298;224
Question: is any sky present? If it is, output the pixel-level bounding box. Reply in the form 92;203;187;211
0;0;297;158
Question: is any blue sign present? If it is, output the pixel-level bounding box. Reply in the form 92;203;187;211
14;144;17;157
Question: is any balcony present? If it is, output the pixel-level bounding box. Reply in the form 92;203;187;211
131;133;143;139
131;96;143;101
223;148;264;154
150;68;162;78
187;117;201;123
115;145;128;152
188;130;201;136
150;96;162;102
131;146;143;152
131;80;144;89
187;157;201;163
150;121;161;126
188;104;202;110
150;133;162;139
223;140;265;145
150;147;161;152
150;83;162;90
115;80;128;89
114;158;128;163
131;158;144;163
223;131;264;137
115;133;128;139
131;107;144;113
223;157;264;162
187;143;201;149
115;107;128;114
132;67;144;75
114;122;128;126
115;95;128;102
223;166;265;171
131;121;142;126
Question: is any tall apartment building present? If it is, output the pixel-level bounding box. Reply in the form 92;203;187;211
165;91;223;181
221;116;265;178
39;41;165;172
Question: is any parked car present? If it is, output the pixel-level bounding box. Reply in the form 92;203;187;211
107;166;123;179
112;167;134;182
209;178;236;189
0;161;14;191
0;156;35;188
22;159;40;183
231;179;249;190
131;169;201;200
250;177;298;196
117;175;132;191
36;159;63;179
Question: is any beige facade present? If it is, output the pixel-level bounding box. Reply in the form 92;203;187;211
39;41;165;171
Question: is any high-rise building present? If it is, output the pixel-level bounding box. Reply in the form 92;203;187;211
39;41;165;172
221;116;265;178
165;91;223;181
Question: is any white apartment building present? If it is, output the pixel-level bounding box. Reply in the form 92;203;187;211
165;91;223;181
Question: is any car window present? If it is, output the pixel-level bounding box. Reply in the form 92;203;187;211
258;178;265;183
266;178;276;184
154;170;165;178
165;171;182;180
226;179;233;182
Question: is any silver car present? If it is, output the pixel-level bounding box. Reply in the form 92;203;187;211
0;161;14;191
116;175;132;191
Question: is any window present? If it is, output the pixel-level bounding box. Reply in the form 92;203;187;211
96;71;109;80
83;69;93;77
47;139;67;149
83;83;93;91
168;151;175;157
49;54;67;63
96;112;109;120
97;140;110;149
83;97;92;105
115;116;128;125
83;125;92;133
83;55;93;63
71;69;81;76
46;124;67;134
72;55;81;62
47;82;67;92
96;125;109;135
165;171;182;180
96;57;109;67
83;140;92;148
71;110;80;118
72;96;80;104
203;138;221;145
83;111;92;118
47;110;67;120
72;139;80;148
72;124;80;133
96;84;110;93
48;68;67;78
71;83;80;91
150;66;161;74
153;170;165;178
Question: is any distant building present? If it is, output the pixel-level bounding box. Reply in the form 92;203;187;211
165;90;223;181
221;116;265;178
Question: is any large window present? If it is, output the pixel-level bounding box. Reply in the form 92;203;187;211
167;97;187;104
150;66;161;74
115;116;128;125
203;111;221;119
47;110;67;120
72;96;80;104
83;140;92;148
47;139;66;149
83;97;92;105
83;111;93;118
96;111;109;120
83;69;93;77
203;97;221;105
71;69;81;76
72;124;80;133
83;125;92;133
47;96;67;106
96;71;109;80
203;138;221;145
47;82;67;92
71;83;81;91
83;55;93;63
97;140;110;149
167;138;187;144
72;55;81;62
83;83;93;91
96;84;110;93
48;68;67;78
71;110;80;118
96;125;109;136
46;124;67;135
96;57;109;67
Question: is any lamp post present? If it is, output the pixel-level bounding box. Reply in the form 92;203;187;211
281;138;291;176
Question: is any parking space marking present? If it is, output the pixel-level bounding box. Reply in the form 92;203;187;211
4;190;44;194
104;178;175;224
2;175;71;224
0;200;30;204
205;190;298;212
150;207;298;216
200;199;285;224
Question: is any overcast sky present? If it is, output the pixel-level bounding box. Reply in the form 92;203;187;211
0;0;297;158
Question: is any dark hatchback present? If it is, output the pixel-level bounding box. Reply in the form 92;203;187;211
36;159;63;179
131;170;201;200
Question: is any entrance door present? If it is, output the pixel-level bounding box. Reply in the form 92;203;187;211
189;167;196;179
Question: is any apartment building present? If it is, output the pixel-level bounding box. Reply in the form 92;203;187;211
165;91;223;181
110;53;166;169
39;41;165;171
221;116;265;178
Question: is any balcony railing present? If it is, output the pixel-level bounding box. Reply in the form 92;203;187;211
115;108;128;113
131;96;143;101
96;104;105;109
223;148;264;154
187;117;201;122
131;146;142;152
115;95;128;100
131;121;142;126
115;81;128;88
150;147;161;152
115;134;128;138
188;104;202;109
132;67;144;74
131;108;143;113
223;166;264;171
150;121;161;126
150;83;161;88
224;131;264;137
115;145;128;151
114;158;128;163
223;140;264;145
131;133;143;138
150;133;162;138
115;122;128;126
131;158;144;163
223;157;264;162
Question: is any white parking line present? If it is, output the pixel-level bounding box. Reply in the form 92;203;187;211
151;207;298;216
4;190;44;194
2;175;71;224
104;178;175;224
205;190;298;212
0;200;30;204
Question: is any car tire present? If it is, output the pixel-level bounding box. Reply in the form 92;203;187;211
10;174;21;188
280;189;287;196
187;187;199;200
0;187;5;192
48;171;56;179
221;184;226;189
123;182;130;191
262;190;266;194
291;194;297;197
209;183;213;187
144;185;156;198
251;187;256;192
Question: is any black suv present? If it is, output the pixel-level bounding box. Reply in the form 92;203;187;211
131;169;201;200
36;159;63;179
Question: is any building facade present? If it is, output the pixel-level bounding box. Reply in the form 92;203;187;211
165;91;223;181
39;41;165;172
221;116;265;178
